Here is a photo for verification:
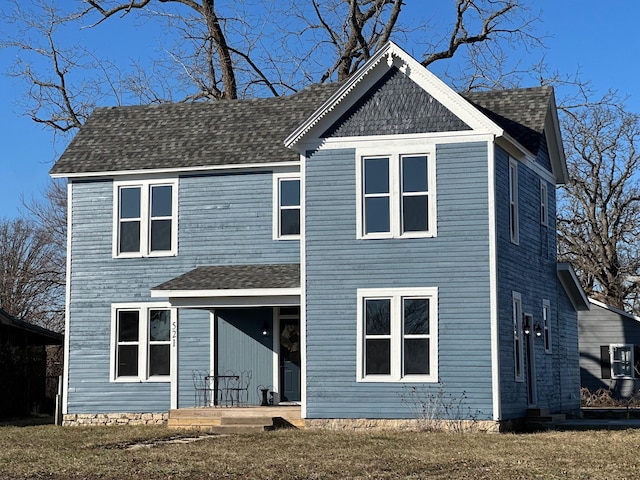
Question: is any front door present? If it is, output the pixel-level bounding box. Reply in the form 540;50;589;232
279;316;301;402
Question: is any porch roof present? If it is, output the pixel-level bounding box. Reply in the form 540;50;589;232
150;264;301;307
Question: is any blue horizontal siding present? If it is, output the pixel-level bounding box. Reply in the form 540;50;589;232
67;171;298;414
304;144;494;420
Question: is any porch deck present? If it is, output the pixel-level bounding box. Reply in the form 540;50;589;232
168;406;304;432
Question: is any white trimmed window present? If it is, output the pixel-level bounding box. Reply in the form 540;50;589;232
113;179;178;258
357;287;438;382
512;292;524;381
111;303;175;382
273;173;300;239
357;149;436;239
611;345;634;378
509;158;519;244
540;180;548;227
542;300;552;353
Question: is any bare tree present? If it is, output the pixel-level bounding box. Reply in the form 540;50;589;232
558;91;640;311
0;217;65;332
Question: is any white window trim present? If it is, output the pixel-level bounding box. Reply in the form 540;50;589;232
542;299;552;354
356;145;437;240
112;178;178;258
272;172;301;240
540;180;548;227
610;344;634;379
509;158;519;245
110;302;175;383
513;292;524;382
356;287;438;383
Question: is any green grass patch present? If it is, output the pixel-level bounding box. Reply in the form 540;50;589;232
0;425;639;479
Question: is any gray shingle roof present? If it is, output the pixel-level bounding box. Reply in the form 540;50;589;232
51;80;553;176
152;264;300;292
462;86;554;155
50;84;341;175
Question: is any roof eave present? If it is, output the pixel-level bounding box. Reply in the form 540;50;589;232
557;263;590;311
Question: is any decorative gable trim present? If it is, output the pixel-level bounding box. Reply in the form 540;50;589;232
284;42;504;150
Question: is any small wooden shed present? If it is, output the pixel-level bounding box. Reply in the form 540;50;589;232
0;308;63;418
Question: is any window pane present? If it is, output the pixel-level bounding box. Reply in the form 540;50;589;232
364;158;389;194
365;299;390;335
150;219;172;251
151;185;172;217
402;156;428;192
365;339;390;375
404;298;429;334
120;187;141;219
150;310;170;342
404;338;430;375
280;209;300;235
365;197;390;233
117;345;138;377
280;180;300;207
149;344;170;376
118;311;139;342
120;221;141;253
403;195;428;232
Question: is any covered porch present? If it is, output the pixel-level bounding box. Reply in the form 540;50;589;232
151;264;303;413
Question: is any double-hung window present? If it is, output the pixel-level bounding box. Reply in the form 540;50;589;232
357;287;438;382
513;292;524;381
509;158;519;244
540;180;548;227
358;149;436;239
114;179;178;257
112;304;174;382
611;345;634;378
273;173;300;239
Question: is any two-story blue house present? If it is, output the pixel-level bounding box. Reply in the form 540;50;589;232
51;42;588;430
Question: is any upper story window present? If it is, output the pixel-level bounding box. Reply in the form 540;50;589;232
357;287;438;382
273;173;300;239
357;149;436;239
111;303;174;382
540;180;548;227
114;179;178;258
508;158;519;244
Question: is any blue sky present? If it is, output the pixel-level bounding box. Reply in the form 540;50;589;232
0;1;637;220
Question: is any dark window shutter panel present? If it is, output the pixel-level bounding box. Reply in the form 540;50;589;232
634;345;640;378
601;346;611;379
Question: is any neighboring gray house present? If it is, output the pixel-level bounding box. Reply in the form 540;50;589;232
51;42;587;429
579;299;640;398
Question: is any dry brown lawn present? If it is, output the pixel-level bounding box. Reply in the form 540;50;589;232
0;424;639;479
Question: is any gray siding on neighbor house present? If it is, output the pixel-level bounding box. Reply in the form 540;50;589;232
304;143;494;420
67;171;298;414
579;303;640;397
494;145;578;419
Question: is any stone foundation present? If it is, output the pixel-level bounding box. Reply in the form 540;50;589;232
62;412;168;426
305;418;503;433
